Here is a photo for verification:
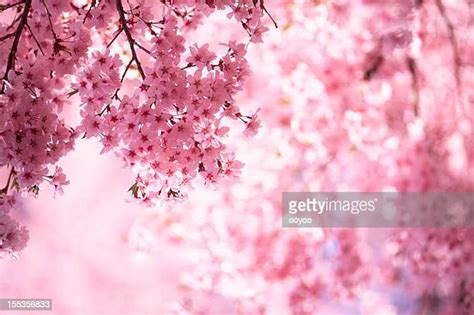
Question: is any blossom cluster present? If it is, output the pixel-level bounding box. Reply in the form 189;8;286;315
0;194;28;256
77;23;255;204
0;0;270;256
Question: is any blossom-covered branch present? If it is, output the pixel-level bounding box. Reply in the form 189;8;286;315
0;0;272;257
2;0;30;87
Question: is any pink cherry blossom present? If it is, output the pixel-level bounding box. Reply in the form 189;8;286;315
0;0;273;256
243;109;262;137
50;166;70;195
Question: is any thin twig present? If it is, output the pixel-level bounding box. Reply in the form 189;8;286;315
40;0;58;41
121;59;133;82
6;13;22;31
407;56;419;116
107;27;123;48
83;0;97;24
259;0;278;28
26;22;45;55
136;15;162;36
0;32;15;42
435;0;461;91
134;41;151;55
0;0;25;12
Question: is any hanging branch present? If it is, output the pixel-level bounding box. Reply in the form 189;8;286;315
2;0;32;91
116;0;146;79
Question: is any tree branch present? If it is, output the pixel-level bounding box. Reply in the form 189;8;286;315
0;32;15;42
116;0;146;79
2;0;32;90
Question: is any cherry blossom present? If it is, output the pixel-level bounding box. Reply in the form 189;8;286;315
0;0;273;256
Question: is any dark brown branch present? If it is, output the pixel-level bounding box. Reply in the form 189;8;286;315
134;41;151;55
435;0;461;91
107;27;123;48
0;32;15;42
2;0;31;87
116;0;146;79
6;12;22;32
407;56;419;116
98;104;110;116
0;0;25;12
121;58;134;82
83;0;97;24
259;0;277;28
363;55;384;81
136;15;163;36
